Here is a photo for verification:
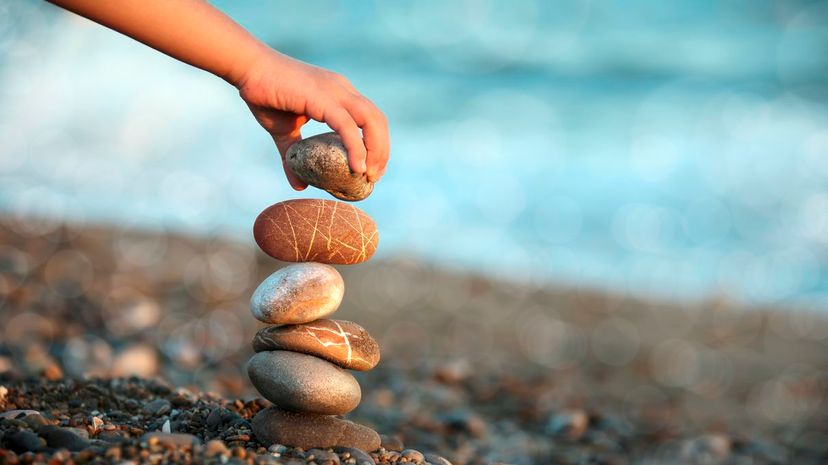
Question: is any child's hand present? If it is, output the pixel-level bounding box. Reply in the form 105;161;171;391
237;50;389;190
47;0;389;191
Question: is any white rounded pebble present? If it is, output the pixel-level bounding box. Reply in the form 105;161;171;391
250;263;344;325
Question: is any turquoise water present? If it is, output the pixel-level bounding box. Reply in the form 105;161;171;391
0;1;826;307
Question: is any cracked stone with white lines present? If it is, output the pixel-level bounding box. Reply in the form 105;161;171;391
252;319;380;371
249;197;383;450
253;199;378;265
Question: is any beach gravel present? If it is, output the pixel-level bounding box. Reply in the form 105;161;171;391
1;218;827;464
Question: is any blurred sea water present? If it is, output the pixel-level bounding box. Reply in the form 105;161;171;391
0;0;826;308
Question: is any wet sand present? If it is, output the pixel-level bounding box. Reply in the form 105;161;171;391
1;217;827;464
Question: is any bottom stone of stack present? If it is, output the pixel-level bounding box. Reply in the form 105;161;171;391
252;407;380;451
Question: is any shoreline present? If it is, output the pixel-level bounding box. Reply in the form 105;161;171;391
1;211;824;315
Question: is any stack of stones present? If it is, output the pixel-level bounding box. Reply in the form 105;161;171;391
246;132;382;451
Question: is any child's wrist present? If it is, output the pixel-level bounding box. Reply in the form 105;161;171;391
224;42;276;89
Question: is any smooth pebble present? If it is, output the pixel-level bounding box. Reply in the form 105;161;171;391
38;426;90;451
253;407;380;451
402;449;425;463
6;430;44;453
424;454;454;465
333;446;376;465
247;351;361;415
0;409;41;419
251;263;344;325
380;434;404;451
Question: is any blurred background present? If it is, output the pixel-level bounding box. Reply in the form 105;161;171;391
1;1;827;464
1;0;826;305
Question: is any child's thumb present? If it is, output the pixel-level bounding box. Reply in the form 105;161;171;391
272;134;308;191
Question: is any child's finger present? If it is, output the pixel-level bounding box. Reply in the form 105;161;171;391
272;133;299;160
271;133;308;191
271;115;307;159
345;96;389;183
333;74;358;94
325;107;367;174
281;159;308;191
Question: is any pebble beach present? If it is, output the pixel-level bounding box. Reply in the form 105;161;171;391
2;2;828;464
1;216;827;465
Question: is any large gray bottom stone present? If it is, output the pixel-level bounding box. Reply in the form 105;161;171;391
252;407;380;451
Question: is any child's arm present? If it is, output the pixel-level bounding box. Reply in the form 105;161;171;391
47;0;389;189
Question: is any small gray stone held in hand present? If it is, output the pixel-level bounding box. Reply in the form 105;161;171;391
287;132;374;201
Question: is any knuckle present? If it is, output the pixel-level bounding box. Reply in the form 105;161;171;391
350;93;368;107
362;100;387;127
328;72;351;87
377;110;388;127
348;95;371;115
